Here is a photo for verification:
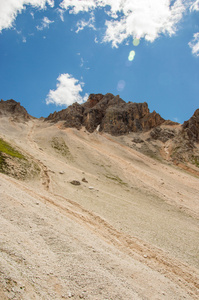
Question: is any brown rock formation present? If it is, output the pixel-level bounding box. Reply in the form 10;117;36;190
182;109;199;142
45;93;165;135
0;99;31;121
150;127;176;143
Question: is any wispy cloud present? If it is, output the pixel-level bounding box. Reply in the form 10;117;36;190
103;0;186;47
60;0;96;14
30;11;35;19
190;0;199;11
1;0;199;54
60;0;187;47
80;58;84;67
189;32;199;56
36;16;54;31
75;12;96;33
15;28;27;43
57;8;65;22
46;73;88;106
0;0;54;32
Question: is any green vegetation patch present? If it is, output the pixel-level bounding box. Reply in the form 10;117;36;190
0;138;25;173
0;138;25;159
105;174;128;186
51;137;73;160
191;156;199;168
0;138;40;179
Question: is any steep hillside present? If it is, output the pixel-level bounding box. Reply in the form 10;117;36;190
46;93;199;172
0;98;199;299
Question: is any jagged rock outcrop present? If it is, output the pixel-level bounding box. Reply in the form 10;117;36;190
166;109;199;166
182;109;199;143
148;110;199;167
46;93;165;135
150;127;176;143
0;99;31;121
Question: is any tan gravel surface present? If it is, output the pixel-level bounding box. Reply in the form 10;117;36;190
0;118;199;299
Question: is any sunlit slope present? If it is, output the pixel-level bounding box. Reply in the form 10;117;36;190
0;118;199;299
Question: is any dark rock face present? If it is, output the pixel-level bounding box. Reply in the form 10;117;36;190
0;99;31;121
182;109;199;143
169;109;199;166
45;93;165;135
83;93;104;109
150;127;176;143
47;103;84;130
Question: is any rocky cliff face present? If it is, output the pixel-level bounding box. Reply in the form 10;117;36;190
0;99;31;121
148;109;199;169
182;109;199;142
46;93;165;135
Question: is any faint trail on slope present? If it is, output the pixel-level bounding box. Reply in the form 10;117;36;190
67;130;199;219
44;194;199;299
2;173;199;300
27;121;50;190
3;124;198;297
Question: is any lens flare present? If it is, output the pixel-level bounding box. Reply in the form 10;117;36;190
133;38;140;46
117;80;126;91
128;50;135;61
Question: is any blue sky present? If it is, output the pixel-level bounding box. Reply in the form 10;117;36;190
0;0;199;123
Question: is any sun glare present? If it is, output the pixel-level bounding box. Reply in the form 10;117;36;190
133;38;140;46
128;50;136;61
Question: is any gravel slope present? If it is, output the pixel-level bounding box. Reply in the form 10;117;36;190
0;118;199;299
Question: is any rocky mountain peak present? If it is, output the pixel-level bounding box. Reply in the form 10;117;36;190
83;93;104;108
0;99;31;121
0;96;199;172
46;93;165;135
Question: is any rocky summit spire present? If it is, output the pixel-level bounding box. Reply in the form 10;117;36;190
45;93;165;135
0;99;32;121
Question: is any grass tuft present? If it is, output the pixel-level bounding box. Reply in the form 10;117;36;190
105;174;128;186
0;138;25;159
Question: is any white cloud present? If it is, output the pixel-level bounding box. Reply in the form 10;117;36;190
189;32;199;56
1;0;199;51
57;8;65;22
15;27;27;42
76;12;96;33
30;11;34;19
103;0;186;47
60;0;188;47
0;0;54;32
60;0;96;14
46;73;88;106
36;16;54;30
190;0;199;11
80;58;84;67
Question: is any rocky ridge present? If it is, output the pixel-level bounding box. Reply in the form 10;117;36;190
0;99;31;121
46;93;165;135
45;93;199;168
1;94;199;171
182;108;199;142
